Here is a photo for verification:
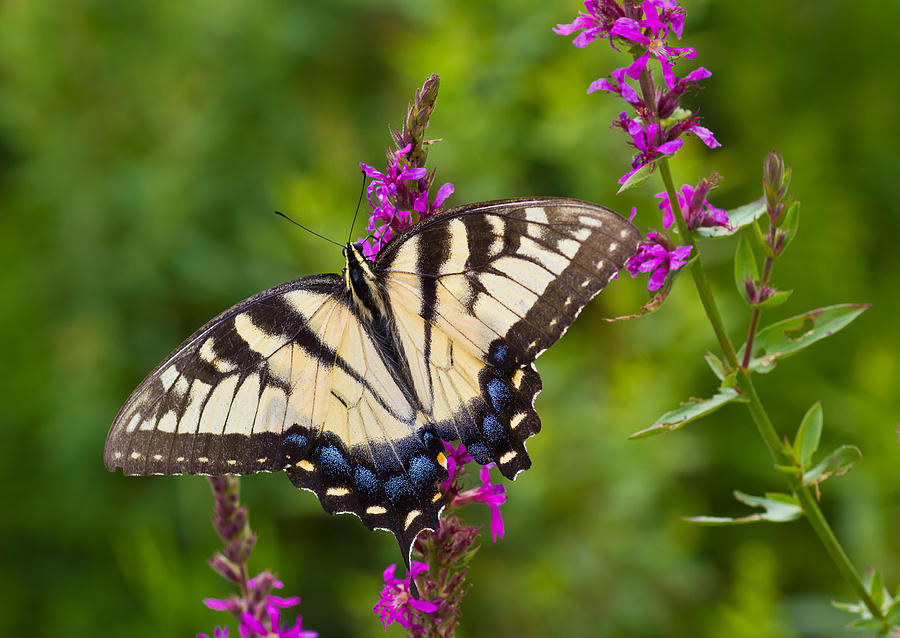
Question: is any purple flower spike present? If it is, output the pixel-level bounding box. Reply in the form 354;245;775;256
626;231;692;291
374;563;441;632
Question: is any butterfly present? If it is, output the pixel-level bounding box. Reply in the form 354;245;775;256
105;197;640;565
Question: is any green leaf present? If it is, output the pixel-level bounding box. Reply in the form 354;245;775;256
870;569;885;609
886;598;900;624
704;351;725;381
847;617;885;631
683;490;802;525
752;288;793;309
793;402;823;469
734;232;759;303
802;444;862;486
696;198;767;238
777;201;800;255
616;163;653;193
737;303;871;373
629;387;746;439
832;599;864;614
752;216;776;258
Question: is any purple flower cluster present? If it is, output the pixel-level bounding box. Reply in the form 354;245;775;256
357;74;454;260
200;477;316;638
203;576;316;638
557;0;726;292
655;175;728;231
373;562;441;632
359;143;453;259
556;0;719;185
625;231;692;291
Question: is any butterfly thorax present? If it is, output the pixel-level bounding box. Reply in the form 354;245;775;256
343;242;386;321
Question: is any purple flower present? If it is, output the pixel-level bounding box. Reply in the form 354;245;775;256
615;114;683;184
645;0;685;39
588;66;640;104
452;464;507;542
414;181;454;219
198;628;229;638
610;16;696;91
238;600;317;638
625;231;692;291
373;562;441;632
553;0;627;48
655;177;728;231
441;440;474;491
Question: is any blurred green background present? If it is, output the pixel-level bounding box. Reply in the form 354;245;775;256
1;1;897;636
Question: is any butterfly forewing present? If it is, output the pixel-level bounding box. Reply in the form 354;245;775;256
376;198;640;478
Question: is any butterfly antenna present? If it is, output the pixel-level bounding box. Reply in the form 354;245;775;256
347;170;367;245
274;211;344;248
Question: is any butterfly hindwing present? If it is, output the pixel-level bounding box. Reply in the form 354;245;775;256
376;198;640;479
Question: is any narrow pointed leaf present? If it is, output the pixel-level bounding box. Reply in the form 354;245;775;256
778;201;800;253
802;444;862;486
696;198;766;237
617;163;653;193
752;289;793;309
847;617;885;631
794;402;823;469
683;490;802;525
734;232;759;303
629;388;745;439
737;304;871;373
886;599;900;624
869;569;885;609
704;351;725;381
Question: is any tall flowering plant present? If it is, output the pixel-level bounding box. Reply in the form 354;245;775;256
556;0;899;634
359;75;510;636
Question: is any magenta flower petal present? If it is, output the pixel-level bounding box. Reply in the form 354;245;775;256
266;595;301;608
687;124;720;148
656;138;683;155
240;611;267;635
203;598;232;611
683;67;712;82
434;182;454;207
625;52;650;82
610;18;647;44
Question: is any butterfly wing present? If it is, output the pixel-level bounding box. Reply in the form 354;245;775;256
375;197;640;478
105;273;447;552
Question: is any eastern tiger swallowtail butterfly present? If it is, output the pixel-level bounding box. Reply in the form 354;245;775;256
105;197;640;564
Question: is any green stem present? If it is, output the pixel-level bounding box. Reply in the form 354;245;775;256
655;159;886;627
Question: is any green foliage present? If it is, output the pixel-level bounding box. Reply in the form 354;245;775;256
1;1;898;637
684;491;802;526
738;304;870;373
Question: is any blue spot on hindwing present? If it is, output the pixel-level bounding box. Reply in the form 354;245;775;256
486;377;511;411
318;445;350;477
384;475;415;503
354;466;378;497
408;455;437;488
482;413;504;443
284;432;308;449
467;441;492;464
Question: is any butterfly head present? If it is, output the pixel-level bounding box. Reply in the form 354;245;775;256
343;241;382;318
